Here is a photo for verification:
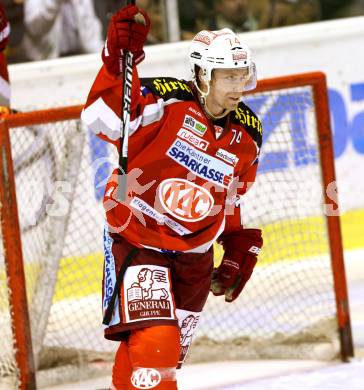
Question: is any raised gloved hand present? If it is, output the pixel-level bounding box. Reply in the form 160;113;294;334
102;5;150;75
211;228;263;302
0;4;10;52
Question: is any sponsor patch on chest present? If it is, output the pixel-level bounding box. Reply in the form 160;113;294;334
177;128;209;151
167;139;234;188
215;148;239;167
182;114;207;136
188;106;204;118
214;125;224;139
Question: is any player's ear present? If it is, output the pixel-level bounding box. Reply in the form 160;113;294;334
197;68;209;92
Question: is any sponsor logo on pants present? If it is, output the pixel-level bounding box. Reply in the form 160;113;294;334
131;368;161;389
102;227;120;326
123;265;176;323
176;309;201;366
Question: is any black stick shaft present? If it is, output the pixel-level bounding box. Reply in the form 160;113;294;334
117;0;136;200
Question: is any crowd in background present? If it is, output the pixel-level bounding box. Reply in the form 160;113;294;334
1;0;364;64
178;0;363;39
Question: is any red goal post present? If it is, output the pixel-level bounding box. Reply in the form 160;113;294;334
0;106;83;389
255;72;353;361
0;73;353;389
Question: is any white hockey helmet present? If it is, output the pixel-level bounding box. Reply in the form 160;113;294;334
189;28;257;92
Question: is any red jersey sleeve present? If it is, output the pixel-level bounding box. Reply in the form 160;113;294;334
0;4;10;52
81;65;148;149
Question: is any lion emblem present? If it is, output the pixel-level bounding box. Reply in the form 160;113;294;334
180;314;199;346
130;268;169;300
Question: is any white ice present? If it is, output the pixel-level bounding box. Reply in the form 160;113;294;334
41;359;364;390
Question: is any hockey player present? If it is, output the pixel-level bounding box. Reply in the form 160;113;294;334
0;3;10;110
82;4;263;390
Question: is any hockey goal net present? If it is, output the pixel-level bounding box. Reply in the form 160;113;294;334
0;72;353;389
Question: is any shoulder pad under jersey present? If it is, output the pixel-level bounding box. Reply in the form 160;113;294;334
140;77;195;102
232;102;263;148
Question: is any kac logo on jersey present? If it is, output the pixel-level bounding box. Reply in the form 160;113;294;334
131;367;161;389
183;115;207;136
159;178;214;222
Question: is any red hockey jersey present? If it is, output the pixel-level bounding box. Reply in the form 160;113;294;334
81;66;262;253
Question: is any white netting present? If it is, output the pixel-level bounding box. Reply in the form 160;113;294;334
190;87;338;362
0;83;343;388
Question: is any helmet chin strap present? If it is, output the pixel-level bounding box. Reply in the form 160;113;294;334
193;77;229;120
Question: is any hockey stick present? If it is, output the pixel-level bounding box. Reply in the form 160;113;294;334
102;247;139;325
117;0;135;201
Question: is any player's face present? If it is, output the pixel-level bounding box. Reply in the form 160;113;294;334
205;68;249;116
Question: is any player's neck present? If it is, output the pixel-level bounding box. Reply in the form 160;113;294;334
203;104;228;120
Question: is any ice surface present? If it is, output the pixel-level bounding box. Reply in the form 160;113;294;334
216;360;364;390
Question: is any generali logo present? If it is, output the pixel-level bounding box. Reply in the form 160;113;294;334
126;267;172;321
159;178;214;222
131;367;161;389
177;128;209;151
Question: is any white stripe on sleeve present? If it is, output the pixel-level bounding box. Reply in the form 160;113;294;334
81;96;183;141
81;97;121;141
